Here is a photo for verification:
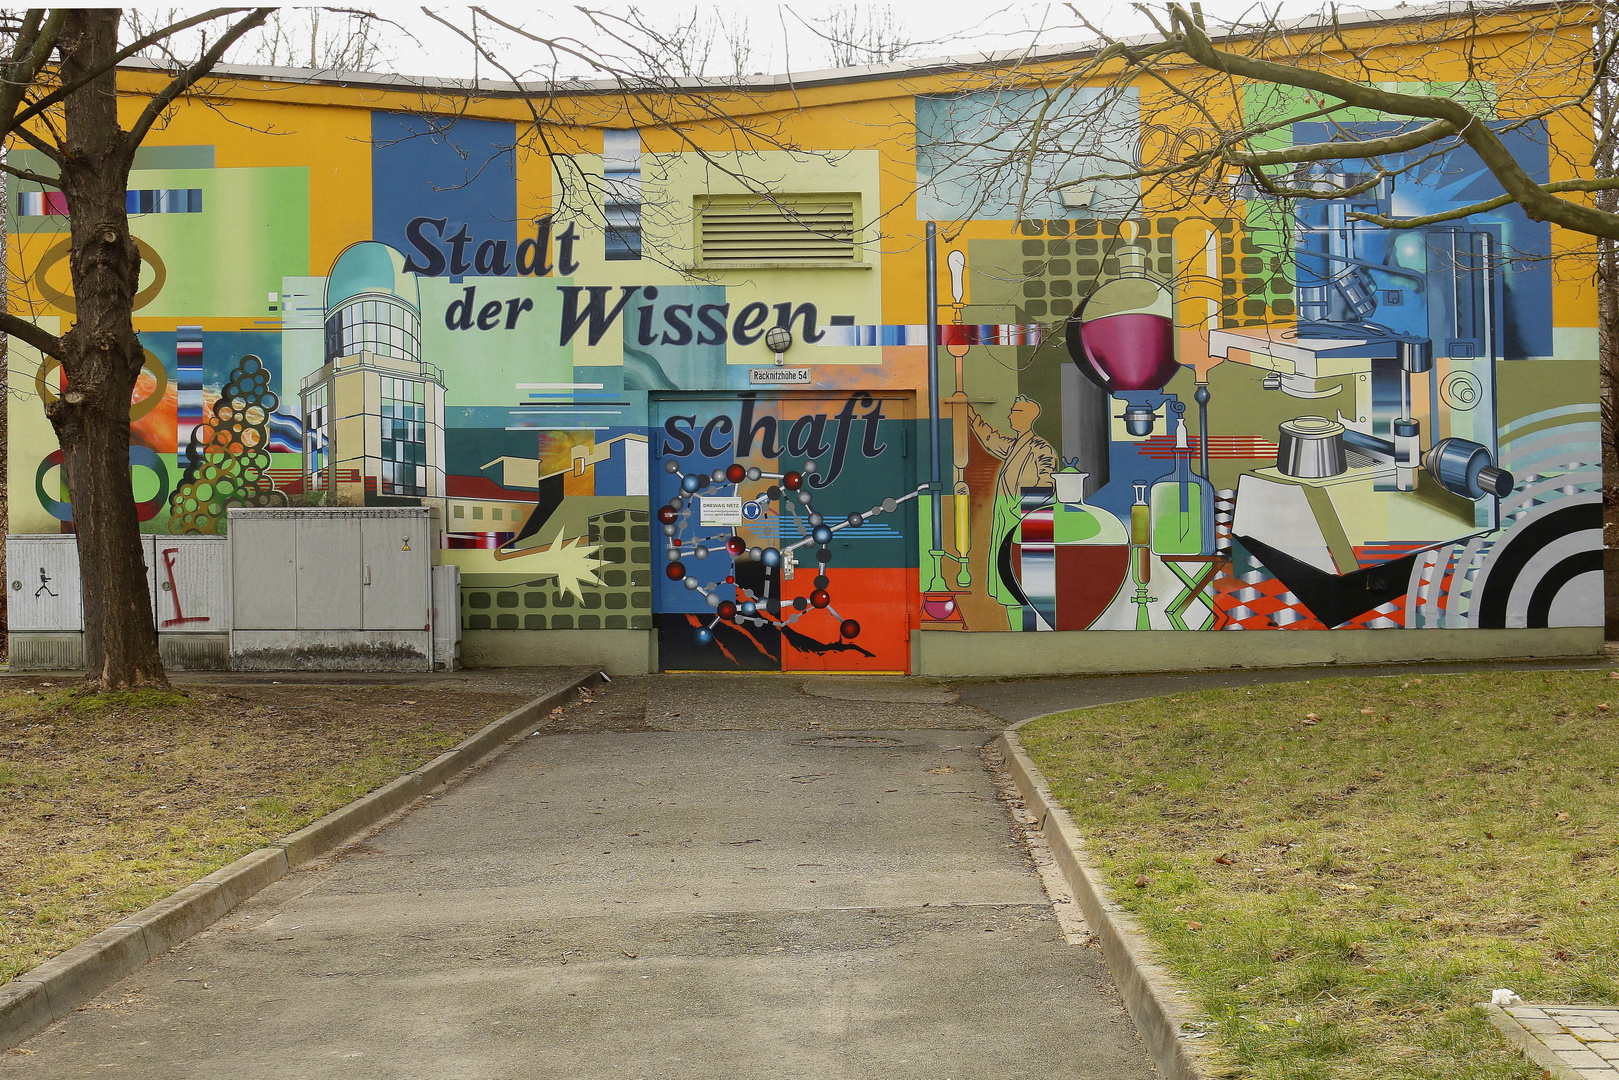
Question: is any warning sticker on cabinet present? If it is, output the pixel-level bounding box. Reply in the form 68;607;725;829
699;497;743;527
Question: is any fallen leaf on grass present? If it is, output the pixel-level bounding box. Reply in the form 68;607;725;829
1302;713;1320;725
1213;854;1233;866
1360;707;1375;715
1187;921;1203;931
1334;882;1360;891
1134;874;1150;888
1598;703;1610;712
1556;811;1571;822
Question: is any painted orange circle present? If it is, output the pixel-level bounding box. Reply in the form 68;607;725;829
32;236;167;315
34;347;169;421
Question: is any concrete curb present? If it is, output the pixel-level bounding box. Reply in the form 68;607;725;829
1;669;602;1051
995;730;1211;1080
1478;1003;1586;1080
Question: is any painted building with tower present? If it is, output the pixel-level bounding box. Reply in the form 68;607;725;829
0;3;1605;675
301;241;448;511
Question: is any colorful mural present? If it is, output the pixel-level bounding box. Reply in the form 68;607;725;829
3;50;1601;674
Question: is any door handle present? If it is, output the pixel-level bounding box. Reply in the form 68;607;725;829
364;565;371;586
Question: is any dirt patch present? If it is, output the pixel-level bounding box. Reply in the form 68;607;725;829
0;676;548;983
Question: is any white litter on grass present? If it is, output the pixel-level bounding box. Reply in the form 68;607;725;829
1491;988;1524;1006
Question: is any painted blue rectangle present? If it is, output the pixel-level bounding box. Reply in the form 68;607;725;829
371;111;518;276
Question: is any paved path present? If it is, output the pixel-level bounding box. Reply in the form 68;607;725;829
2;677;1153;1080
12;658;1608;1078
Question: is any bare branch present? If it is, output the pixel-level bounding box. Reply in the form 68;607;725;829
6;8;249;139
124;8;274;151
0;308;63;362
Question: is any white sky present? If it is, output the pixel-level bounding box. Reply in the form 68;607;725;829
268;2;1330;82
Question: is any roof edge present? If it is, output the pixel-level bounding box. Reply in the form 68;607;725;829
121;0;1588;100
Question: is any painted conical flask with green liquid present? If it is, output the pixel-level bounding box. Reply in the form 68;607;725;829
1150;418;1215;556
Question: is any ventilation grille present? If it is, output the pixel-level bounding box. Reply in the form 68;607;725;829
698;196;857;263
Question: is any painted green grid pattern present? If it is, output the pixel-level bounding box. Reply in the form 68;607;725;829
462;509;652;630
1015;217;1287;327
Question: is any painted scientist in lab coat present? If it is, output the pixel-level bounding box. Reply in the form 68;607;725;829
967;395;1057;627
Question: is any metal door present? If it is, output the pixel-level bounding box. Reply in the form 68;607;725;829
361;513;430;630
296;515;362;629
6;537;83;631
150;537;228;632
232;516;297;629
650;391;918;673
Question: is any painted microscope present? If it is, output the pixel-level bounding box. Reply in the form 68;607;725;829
1209;177;1512;536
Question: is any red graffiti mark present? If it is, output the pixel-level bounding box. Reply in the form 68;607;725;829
160;547;210;628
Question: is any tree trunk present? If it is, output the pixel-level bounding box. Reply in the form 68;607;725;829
49;10;166;689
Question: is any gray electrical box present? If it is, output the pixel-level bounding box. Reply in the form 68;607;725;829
7;534;231;670
6;536;82;633
431;563;461;671
148;535;229;670
227;507;438;670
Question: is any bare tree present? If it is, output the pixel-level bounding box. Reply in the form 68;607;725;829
615;8;720;79
807;4;920;68
1596;1;1619;547
123;7;387;71
1;4;868;692
934;3;1613;236
0;8;272;689
720;11;753;78
248;8;385;71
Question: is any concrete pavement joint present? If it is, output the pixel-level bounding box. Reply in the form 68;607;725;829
1484;1003;1619;1079
0;668;602;1051
997;728;1212;1080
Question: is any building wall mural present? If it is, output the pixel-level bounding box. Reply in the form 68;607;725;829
2;56;1601;673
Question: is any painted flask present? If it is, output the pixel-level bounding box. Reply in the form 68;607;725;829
1149;419;1215;557
1048;469;1130;631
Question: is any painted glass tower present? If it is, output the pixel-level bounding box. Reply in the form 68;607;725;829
300;242;447;507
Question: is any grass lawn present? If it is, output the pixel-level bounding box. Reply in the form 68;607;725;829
1019;668;1619;1080
0;680;536;984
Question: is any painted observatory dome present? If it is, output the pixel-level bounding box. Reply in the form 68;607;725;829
324;241;421;315
322;242;423;364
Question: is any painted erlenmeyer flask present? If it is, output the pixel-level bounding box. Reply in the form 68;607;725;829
1149;419;1215;556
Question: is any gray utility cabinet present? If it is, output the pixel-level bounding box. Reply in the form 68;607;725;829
228;507;441;670
6;534;228;670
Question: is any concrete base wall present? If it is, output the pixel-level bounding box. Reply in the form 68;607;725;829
459;626;1600;676
159;634;230;671
8;633;85;671
462;629;656;675
9;633;233;672
230;630;432;672
917;626;1603;677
